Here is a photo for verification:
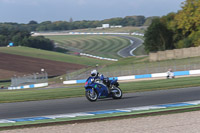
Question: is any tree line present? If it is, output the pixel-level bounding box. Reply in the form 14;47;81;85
0;15;155;32
0;15;155;51
29;15;151;31
0;25;54;50
144;0;200;53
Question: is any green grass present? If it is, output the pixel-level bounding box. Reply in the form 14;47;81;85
131;35;146;56
1;76;200;103
0;86;84;103
123;35;147;56
0;82;10;88
0;46;111;66
120;76;200;93
45;35;130;59
133;45;147;56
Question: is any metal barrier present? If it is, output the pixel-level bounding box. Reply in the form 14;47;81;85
64;69;200;84
66;61;200;80
11;72;48;87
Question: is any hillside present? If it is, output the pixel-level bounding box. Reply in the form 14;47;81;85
0;52;86;80
0;46;111;66
0;46;112;80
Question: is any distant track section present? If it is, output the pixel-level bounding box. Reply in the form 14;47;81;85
39;32;144;59
117;36;144;57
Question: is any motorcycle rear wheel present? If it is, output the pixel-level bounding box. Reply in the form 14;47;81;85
112;87;122;99
85;89;98;102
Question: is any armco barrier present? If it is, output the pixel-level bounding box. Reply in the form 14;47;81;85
80;53;118;61
8;83;48;90
63;69;200;85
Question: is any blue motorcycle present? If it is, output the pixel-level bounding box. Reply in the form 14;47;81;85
84;75;122;102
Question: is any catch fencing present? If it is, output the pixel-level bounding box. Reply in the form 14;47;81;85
11;72;48;87
66;59;200;80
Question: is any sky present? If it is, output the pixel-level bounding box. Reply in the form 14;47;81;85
0;0;185;24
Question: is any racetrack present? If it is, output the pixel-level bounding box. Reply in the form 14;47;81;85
1;86;200;119
117;35;144;57
45;34;143;58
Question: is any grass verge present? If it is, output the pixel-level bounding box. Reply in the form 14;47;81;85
0;82;10;88
120;76;200;93
0;46;111;66
133;44;147;56
0;76;200;103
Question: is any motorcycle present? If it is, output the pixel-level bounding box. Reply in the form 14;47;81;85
84;75;122;102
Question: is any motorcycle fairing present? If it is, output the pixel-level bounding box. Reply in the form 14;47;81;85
85;77;110;98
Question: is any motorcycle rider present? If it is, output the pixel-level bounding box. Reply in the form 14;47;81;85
166;69;175;79
91;69;99;78
91;69;110;88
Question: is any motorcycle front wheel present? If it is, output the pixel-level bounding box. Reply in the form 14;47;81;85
85;89;98;102
112;86;122;99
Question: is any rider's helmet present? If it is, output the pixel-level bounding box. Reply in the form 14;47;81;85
91;69;98;77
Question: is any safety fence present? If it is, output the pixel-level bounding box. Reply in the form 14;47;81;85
65;59;200;81
11;72;48;87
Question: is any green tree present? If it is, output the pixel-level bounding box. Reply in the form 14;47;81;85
174;0;200;47
28;20;38;25
23;36;54;50
144;18;174;53
122;16;135;26
143;16;159;26
0;35;7;46
133;16;145;26
175;0;200;35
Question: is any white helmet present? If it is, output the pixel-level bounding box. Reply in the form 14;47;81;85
91;70;97;77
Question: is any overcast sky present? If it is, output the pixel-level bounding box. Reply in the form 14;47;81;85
0;0;185;24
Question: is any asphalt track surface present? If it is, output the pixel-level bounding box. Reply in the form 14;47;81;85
116;35;144;57
1;86;200;119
